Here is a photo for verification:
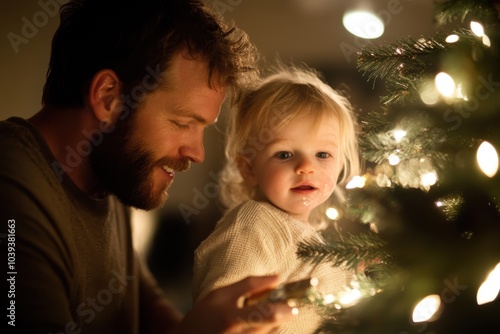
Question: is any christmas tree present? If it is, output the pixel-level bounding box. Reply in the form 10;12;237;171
298;0;500;332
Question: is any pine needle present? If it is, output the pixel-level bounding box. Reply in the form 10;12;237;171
297;231;390;271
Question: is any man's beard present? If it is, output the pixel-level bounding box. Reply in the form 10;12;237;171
89;117;190;210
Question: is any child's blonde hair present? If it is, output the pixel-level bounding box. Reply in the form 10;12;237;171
219;65;361;223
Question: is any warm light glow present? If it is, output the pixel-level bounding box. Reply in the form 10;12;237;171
310;277;319;286
483;34;491;47
393;129;407;142
412;294;442;323
339;288;362;307
323;294;335;305
420;82;440;105
477;262;500;305
291;307;299;315
477;141;499;178
326;207;339;220
470;21;485;37
435;72;456;97
455;83;468;101
131;208;157;256
421;171;438;188
376;173;392;187
388;153;401;166
445;34;459;43
435;201;443;207
346;175;366;189
343;11;384;39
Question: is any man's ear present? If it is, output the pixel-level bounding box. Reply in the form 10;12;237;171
88;69;122;125
236;155;257;187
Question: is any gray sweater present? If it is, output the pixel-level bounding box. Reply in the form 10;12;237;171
0;117;173;333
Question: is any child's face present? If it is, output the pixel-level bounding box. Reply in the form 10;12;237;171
247;115;342;222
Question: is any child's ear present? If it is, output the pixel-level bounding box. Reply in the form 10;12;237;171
88;69;122;125
236;155;257;186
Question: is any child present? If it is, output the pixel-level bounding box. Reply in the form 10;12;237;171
192;65;361;333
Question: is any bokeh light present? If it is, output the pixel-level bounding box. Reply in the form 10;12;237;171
343;11;384;39
470;21;484;37
435;72;456;97
412;294;442;323
476;141;498;178
477;262;500;305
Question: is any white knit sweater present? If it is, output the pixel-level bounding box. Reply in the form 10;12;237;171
192;200;352;333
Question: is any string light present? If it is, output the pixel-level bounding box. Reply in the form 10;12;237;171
346;175;366;189
482;34;491;47
470;21;484;37
420;171;438;188
435;72;456;97
338;288;362;307
412;294;442;323
476;141;499;178
323;294;335;305
445;34;459;43
388;153;401;166
325;207;339;220
393;129;407;142
419;80;440;105
343;11;384;39
477;262;500;305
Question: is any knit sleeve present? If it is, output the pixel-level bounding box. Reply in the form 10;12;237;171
192;201;293;302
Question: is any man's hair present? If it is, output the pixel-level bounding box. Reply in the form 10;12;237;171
42;0;258;107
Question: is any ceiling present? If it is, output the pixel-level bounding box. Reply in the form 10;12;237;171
220;0;437;70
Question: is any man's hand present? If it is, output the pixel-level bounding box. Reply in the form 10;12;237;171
175;275;295;333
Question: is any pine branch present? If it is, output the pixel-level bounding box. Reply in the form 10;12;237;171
434;0;500;26
297;231;390;272
360;111;451;168
379;75;418;105
359;110;390;136
357;29;477;105
357;36;446;82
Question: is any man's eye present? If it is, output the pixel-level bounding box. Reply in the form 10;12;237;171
316;152;330;159
173;121;189;129
275;151;292;159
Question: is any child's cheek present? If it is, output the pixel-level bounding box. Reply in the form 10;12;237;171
321;177;337;198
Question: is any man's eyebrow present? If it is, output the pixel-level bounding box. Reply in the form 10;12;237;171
172;108;213;125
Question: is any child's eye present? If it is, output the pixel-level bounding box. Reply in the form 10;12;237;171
275;151;293;160
316;152;330;159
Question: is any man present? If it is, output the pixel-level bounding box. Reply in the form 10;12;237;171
0;0;294;333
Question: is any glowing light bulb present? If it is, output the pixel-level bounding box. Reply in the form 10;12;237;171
476;141;499;177
388;153;400;166
393;129;407;142
412;294;442;323
483;34;491;47
470;21;484;37
477;262;500;305
421;171;438;188
346;175;366;189
445;34;459;43
326;207;339;220
343;11;384;39
420;81;440;105
323;294;335;305
339;288;362;307
435;72;456;97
